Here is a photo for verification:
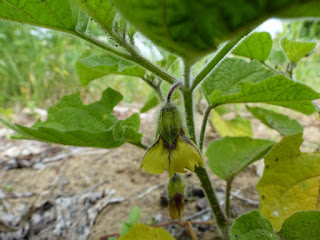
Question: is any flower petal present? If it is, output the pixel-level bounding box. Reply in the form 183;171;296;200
139;137;169;175
168;136;204;177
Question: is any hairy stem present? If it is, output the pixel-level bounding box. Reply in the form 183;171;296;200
191;32;247;90
143;77;164;101
183;63;229;239
167;82;182;103
131;142;148;150
199;105;215;152
225;178;233;219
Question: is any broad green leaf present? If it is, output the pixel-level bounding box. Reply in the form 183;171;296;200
268;49;287;66
206;137;274;180
118;223;174;240
140;93;159;113
279;211;320;240
211;111;253;138
119;207;142;236
0;88;142;148
202;58;276;103
76;52;146;86
230;210;280;240
109;0;320;61
233;32;272;62
281;37;317;65
210;75;320;114
257;133;320;231
0;0;89;34
246;106;303;136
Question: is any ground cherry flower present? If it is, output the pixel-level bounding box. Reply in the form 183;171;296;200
139;100;204;177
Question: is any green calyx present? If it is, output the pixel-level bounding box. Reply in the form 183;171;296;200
158;103;183;145
167;174;186;199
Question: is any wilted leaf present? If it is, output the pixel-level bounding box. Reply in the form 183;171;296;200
210;75;320;114
109;0;320;61
230;210;280;240
0;88;142;148
233;32;272;62
76;52;146;86
211;111;252;138
246;106;303;136
206;137;274;180
257;133;320;230
279;211;320;240
202;58;276;103
118;223;174;240
281;37;317;65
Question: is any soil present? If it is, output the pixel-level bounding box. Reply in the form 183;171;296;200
0;102;319;240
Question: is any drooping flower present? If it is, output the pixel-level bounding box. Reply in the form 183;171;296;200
139;103;204;177
167;174;186;221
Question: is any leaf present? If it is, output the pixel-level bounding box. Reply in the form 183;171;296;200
0;88;142;148
257;133;320;231
76;52;146;86
268;49;287;66
246;106;303;136
280;37;317;65
233;32;272;62
119;207;141;236
206;137;274;180
118;223;174;240
279;211;320;240
211;111;253;138
210;75;320;114
202;58;276;103
108;0;320;61
140;93;159;113
0;0;89;34
230;210;280;240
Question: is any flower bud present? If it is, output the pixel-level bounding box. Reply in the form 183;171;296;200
167;174;186;221
158;103;182;145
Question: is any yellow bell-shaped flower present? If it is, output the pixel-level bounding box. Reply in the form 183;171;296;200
139;129;204;177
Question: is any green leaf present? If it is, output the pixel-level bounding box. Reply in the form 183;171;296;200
246;106;303;136
257;133;320;231
280;37;317;65
210;111;253;138
206;137;274;180
279;211;320;240
76;52;146;86
119;207;141;236
202;58;276;103
0;88;142;148
233;32;272;62
128;207;142;225
230;210;280;240
268;49;287;66
140;93;159;113
108;0;320;61
0;0;89;34
210;75;320;114
118;223;174;240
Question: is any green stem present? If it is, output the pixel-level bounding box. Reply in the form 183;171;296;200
194;167;230;239
182;63;229;240
199;105;214;152
142;77;164;101
131;142;148;150
191;32;247;90
225;178;233;219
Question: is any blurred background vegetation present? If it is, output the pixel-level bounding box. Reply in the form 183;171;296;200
0;19;319;112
